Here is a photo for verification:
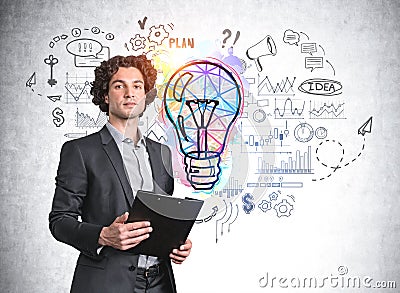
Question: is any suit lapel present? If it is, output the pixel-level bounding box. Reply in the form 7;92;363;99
99;126;135;207
145;138;164;194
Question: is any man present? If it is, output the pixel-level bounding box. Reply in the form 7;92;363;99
49;55;192;293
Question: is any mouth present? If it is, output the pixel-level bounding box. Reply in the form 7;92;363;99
123;102;137;107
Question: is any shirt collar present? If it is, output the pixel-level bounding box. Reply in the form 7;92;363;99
106;121;147;148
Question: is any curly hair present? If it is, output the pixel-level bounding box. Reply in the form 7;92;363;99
91;55;158;115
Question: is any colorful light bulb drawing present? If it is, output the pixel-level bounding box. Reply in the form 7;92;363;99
163;60;243;190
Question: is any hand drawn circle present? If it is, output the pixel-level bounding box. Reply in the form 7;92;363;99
91;26;101;34
315;126;328;139
294;122;314;142
71;28;81;38
105;33;115;40
253;109;267;123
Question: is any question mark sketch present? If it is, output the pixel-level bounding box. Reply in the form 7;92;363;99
222;29;232;48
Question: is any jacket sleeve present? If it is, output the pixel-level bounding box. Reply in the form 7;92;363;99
49;141;103;259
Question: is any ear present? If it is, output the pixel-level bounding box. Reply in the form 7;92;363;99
104;95;109;104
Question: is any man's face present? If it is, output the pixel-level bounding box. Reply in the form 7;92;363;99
105;66;146;122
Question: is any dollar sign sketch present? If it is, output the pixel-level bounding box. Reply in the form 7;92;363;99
52;107;65;127
242;193;255;214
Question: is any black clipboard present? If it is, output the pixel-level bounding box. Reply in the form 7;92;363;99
126;190;204;257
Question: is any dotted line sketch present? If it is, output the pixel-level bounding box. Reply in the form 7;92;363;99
195;205;218;224
312;117;372;181
48;34;68;48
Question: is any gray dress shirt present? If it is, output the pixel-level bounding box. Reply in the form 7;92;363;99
106;122;158;268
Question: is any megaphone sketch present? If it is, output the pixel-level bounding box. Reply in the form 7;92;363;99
246;35;277;72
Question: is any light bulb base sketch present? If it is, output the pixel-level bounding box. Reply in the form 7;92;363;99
246;35;277;72
163;60;243;190
184;151;221;190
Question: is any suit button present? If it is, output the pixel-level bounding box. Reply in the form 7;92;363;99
129;265;136;271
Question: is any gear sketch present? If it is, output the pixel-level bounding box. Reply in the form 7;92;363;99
129;34;146;51
258;200;272;213
148;25;169;45
274;199;294;217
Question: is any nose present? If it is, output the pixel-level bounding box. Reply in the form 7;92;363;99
124;86;145;102
124;86;135;98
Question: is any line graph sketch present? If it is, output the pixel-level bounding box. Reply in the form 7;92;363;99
274;97;305;119
144;119;168;143
309;100;346;119
65;72;93;104
258;75;296;96
75;108;107;128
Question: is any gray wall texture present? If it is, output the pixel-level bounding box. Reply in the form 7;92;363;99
0;0;399;292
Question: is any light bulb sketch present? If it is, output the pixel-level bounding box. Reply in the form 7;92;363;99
163;60;243;190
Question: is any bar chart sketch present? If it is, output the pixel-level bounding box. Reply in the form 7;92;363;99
214;176;244;198
256;146;313;174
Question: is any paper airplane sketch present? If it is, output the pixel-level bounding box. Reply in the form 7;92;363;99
358;116;372;136
26;72;36;88
47;95;62;102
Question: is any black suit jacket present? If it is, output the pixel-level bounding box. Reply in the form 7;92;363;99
49;126;176;293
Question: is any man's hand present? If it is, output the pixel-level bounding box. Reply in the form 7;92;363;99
98;212;152;251
169;239;192;264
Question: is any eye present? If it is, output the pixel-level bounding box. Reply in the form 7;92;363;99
114;84;124;89
134;85;143;90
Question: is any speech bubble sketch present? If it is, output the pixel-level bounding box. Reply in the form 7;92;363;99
74;46;110;67
301;43;317;55
66;38;103;58
305;56;323;71
283;29;300;46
